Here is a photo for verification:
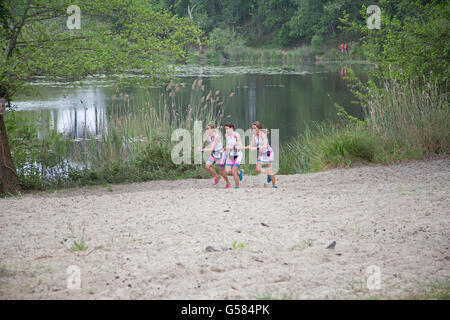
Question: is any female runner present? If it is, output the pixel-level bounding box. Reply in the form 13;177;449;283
199;123;230;187
224;122;244;189
244;121;277;188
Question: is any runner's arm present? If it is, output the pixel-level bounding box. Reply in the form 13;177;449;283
244;135;256;150
201;135;219;153
259;131;269;151
235;133;244;151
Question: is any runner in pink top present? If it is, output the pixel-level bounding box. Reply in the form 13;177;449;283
224;122;244;189
244;121;277;188
199;123;230;187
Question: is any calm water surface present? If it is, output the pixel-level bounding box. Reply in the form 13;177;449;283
13;63;370;144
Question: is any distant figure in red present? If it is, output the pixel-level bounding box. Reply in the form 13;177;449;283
343;43;348;55
340;66;347;79
340;43;344;54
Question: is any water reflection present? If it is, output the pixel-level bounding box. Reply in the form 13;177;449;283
13;63;370;144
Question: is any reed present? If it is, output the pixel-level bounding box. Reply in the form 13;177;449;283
67;81;230;168
9;81;233;190
366;78;449;156
279;79;448;174
279;121;378;174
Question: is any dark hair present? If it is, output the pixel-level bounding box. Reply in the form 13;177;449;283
224;122;234;130
206;123;215;129
252;121;264;130
252;120;269;136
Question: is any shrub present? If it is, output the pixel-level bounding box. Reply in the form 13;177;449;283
209;27;245;59
311;34;325;55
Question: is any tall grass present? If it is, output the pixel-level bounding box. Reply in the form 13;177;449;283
228;47;306;64
69;80;230;169
279;121;379;174
366;78;449;155
8;80;233;190
280;79;449;174
9;75;448;190
201;46;310;65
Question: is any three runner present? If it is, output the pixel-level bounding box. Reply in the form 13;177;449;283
200;121;276;188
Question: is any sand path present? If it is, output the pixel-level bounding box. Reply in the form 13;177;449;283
1;156;449;299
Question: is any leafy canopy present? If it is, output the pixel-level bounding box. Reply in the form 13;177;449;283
0;0;202;102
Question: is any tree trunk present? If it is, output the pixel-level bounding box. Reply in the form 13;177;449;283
187;5;203;54
0;113;21;194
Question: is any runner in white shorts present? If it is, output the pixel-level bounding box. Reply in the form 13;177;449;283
244;121;277;188
224;122;244;189
199;124;231;187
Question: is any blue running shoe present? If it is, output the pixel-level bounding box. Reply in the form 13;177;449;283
238;169;243;181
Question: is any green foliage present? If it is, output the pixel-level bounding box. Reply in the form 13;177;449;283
407;280;450;300
0;0;202;100
209;27;245;58
340;0;449;88
5;81;236;191
311;34;325;55
329;1;450;168
5;110;70;190
334;103;363;125
366;78;449;155
70;235;88;252
135;140;201;180
280;77;448;174
154;0;369;48
232;241;246;250
280;119;417;174
319;124;377;167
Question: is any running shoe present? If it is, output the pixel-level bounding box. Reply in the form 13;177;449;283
238;169;243;181
225;184;231;188
234;187;240;189
213;176;220;185
272;185;278;188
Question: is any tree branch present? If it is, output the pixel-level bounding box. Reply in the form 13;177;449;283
6;0;32;60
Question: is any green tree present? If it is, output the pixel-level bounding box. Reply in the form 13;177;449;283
340;0;449;87
0;0;200;194
257;0;296;46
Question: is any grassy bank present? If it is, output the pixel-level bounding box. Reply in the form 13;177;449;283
188;28;366;66
279;78;448;174
5;81;249;192
189;46;311;65
188;44;365;66
5;75;447;194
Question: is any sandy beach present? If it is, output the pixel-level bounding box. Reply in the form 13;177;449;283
0;156;449;299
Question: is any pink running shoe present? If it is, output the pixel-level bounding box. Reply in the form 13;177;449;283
213;176;220;185
225;184;231;188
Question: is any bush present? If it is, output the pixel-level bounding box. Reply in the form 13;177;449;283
5;111;71;190
209;27;245;58
320;124;377;167
279;121;378;174
279;77;449;175
366;78;449;156
311;34;325;55
348;41;364;60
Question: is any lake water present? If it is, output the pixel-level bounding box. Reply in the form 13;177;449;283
12;63;370;145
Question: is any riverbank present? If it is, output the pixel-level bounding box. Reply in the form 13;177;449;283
188;43;365;65
5;63;447;193
1;156;449;299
